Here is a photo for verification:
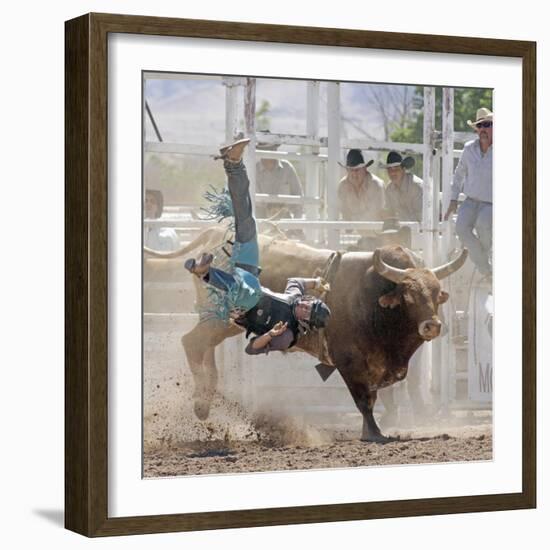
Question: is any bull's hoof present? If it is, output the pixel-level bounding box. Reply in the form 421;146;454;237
193;399;211;420
361;432;400;444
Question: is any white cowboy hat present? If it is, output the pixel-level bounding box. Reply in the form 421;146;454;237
467;107;494;128
256;129;281;150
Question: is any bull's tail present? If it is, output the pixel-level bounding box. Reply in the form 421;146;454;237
143;227;221;259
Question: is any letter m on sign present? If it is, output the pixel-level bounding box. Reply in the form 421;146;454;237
478;362;493;393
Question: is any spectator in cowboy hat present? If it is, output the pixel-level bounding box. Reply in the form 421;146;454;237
444;107;493;281
382;151;423;222
144;189;179;251
255;134;305;221
337;148;385;223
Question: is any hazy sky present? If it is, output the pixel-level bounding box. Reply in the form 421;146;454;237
144;76;417;145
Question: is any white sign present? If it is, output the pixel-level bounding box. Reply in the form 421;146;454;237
468;286;494;401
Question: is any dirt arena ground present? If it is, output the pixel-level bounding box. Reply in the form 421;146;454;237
144;424;492;478
143;388;492;478
143;320;492;478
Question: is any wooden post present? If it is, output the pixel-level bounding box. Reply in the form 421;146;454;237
326;82;341;249
442;87;455;241
422;86;436;266
306;81;320;242
440;87;455;413
244;77;257;215
422;86;436;405
223;76;240;144
220;76;246;405
243;77;257;409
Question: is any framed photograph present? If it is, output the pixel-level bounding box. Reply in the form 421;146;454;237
65;13;536;537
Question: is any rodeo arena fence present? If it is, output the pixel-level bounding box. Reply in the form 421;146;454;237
143;74;493;424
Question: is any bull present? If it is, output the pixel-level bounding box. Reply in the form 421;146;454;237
145;226;467;442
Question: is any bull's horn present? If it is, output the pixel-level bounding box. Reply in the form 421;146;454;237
432;248;468;280
373;249;408;284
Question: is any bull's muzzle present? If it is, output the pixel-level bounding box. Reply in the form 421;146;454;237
418;319;442;340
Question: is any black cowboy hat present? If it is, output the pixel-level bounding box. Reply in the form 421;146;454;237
338;149;374;169
380;151;415;170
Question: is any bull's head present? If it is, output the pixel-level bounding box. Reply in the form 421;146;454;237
374;248;468;341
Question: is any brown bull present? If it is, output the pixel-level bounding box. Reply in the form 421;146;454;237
145;227;467;442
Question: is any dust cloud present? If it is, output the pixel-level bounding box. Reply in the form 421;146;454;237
142;235;492;479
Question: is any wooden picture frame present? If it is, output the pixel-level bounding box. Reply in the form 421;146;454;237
65;12;536;537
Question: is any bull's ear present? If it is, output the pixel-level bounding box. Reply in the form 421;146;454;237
438;290;450;304
379;290;401;309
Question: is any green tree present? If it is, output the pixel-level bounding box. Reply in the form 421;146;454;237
256;99;272;131
391;87;493;144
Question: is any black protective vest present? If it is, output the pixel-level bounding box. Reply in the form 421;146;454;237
236;288;301;347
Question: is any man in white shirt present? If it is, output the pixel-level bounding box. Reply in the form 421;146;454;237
444;107;493;278
144;189;179;252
